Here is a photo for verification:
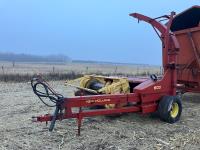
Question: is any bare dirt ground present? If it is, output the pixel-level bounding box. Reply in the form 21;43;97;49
0;81;200;150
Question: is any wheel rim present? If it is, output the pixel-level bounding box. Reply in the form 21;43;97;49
170;102;179;118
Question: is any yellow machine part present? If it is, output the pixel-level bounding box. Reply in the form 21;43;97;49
79;75;130;94
102;78;130;109
79;75;130;109
79;75;106;88
98;78;130;94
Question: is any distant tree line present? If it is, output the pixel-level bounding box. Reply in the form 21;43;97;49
0;52;71;63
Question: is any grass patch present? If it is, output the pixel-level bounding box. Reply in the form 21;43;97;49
0;72;82;82
0;71;157;82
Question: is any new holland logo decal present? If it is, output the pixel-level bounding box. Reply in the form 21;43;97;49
86;99;111;104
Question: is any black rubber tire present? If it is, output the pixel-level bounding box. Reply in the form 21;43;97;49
158;96;182;123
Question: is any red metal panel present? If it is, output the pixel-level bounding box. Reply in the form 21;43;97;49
141;103;158;114
73;106;141;117
65;93;140;107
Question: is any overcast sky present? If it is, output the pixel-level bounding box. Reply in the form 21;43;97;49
0;1;199;65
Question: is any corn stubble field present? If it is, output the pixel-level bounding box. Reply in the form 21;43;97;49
0;62;200;150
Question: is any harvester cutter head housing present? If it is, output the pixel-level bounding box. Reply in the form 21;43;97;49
31;6;200;135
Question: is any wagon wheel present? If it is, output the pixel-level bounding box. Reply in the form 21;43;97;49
158;96;182;123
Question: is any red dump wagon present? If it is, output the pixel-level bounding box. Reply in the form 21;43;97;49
171;6;200;92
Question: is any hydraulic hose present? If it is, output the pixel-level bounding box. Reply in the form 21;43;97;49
31;76;64;107
31;76;64;131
